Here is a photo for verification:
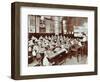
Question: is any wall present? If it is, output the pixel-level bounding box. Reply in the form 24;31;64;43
0;0;100;82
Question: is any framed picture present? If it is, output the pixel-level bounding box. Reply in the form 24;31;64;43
11;2;98;80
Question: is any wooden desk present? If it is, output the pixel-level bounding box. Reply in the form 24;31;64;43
47;49;67;65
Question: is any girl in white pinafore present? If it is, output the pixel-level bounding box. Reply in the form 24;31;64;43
43;51;50;66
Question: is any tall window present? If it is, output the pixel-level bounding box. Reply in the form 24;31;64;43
28;15;36;33
39;16;46;33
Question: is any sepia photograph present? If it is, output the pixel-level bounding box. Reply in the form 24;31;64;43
28;15;88;66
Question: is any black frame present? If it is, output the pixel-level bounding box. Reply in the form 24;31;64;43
11;2;98;80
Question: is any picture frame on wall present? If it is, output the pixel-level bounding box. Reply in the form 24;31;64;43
11;2;98;80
